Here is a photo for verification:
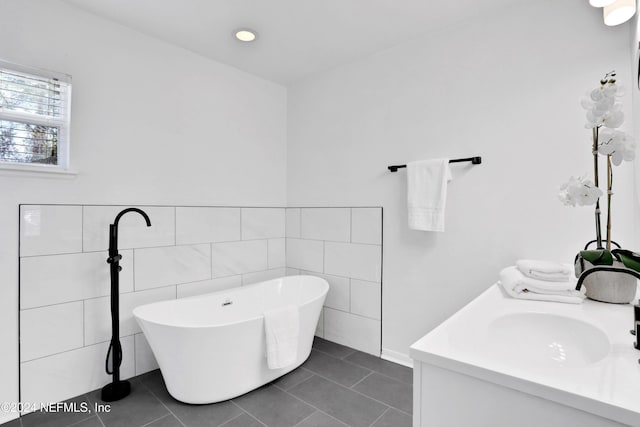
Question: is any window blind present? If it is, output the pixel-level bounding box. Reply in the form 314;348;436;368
0;61;71;167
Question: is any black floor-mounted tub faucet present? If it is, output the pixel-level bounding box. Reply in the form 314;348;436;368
101;208;151;402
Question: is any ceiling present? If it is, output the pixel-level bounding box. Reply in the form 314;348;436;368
62;0;526;85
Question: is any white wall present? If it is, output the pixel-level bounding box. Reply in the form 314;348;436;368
287;0;636;363
0;0;286;423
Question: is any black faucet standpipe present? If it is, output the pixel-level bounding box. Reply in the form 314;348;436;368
101;208;151;403
633;301;640;351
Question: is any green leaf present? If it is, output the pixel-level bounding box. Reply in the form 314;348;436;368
616;252;640;273
580;249;614;265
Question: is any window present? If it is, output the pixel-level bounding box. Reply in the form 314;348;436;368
0;61;71;171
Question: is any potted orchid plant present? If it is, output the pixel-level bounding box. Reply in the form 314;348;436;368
559;71;640;303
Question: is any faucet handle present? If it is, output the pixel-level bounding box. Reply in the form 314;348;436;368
106;254;122;264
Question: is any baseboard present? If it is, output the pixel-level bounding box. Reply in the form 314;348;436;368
381;348;413;368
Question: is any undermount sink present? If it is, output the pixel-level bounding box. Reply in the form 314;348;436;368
450;312;611;368
486;312;610;366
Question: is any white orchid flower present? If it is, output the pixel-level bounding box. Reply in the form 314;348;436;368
598;129;635;166
559;176;602;207
598;107;624;129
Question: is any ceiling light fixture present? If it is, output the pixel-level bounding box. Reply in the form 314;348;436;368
589;0;637;26
603;0;636;25
589;0;616;7
234;29;257;42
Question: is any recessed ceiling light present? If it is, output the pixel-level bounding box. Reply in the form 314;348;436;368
234;29;257;42
589;0;615;7
603;0;636;25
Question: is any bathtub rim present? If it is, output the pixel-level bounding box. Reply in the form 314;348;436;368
133;274;328;329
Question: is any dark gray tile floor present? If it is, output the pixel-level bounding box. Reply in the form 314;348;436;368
7;338;412;427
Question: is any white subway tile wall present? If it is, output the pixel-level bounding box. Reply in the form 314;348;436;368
176;275;242;299
285;208;301;238
19;205;285;407
300;208;351;242
20;205;83;257
287;207;382;356
175;207;241;245
20;250;134;309
18;204;382;407
241;208;285;240
83;206;175;252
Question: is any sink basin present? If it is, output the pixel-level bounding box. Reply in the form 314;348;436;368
451;312;611;368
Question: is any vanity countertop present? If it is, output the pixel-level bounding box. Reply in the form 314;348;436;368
410;284;640;426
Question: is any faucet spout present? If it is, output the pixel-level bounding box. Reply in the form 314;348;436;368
113;207;151;227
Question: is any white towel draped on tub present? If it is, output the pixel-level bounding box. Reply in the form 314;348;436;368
264;306;299;369
407;159;452;232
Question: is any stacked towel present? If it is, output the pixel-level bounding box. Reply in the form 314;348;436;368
499;265;584;304
407;159;452;232
516;259;573;282
264;306;299;370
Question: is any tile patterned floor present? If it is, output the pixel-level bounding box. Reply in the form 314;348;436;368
6;338;412;427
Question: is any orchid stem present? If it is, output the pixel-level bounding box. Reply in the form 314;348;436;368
593;127;603;249
606;154;612;251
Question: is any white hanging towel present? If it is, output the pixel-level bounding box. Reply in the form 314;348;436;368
264;306;299;369
407;159;452;231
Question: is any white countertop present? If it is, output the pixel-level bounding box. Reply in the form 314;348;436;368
410;284;640;426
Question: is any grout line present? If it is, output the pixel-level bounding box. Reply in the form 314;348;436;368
81;205;84;253
229;401;267;426
266;239;270;270
82;300;86;347
173;207;176;246
210;243;214;280
19;343;87;364
348;278;352;314
349;208;353;243
133;333;137;376
322;306;381;322
280;236;381;246
90;395;107;427
132;249;136;292
340;349;357;360
218;412;245;427
367;407;389;427
138;378;187;427
350;371;375;389
141;413;172;427
278;369;315;391
272;384;350;427
298;368;408;417
292;411;316;427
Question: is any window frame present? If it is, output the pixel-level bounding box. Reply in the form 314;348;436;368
0;60;74;175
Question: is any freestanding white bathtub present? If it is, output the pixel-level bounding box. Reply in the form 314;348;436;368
133;275;328;404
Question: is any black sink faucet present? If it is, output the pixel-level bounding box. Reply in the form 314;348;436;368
102;207;151;403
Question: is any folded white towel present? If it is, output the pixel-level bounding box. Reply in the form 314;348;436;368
407;159;452;232
499;266;584;304
516;259;573;282
264;306;299;369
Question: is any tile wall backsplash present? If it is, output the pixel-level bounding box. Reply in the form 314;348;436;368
285;207;382;356
18;204;382;408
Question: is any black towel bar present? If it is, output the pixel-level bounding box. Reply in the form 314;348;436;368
388;156;481;172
